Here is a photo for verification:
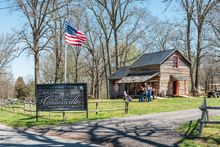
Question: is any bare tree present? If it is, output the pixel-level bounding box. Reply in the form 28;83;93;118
206;4;220;58
95;0;139;70
0;34;19;84
180;0;197;95
87;1;113;98
88;0;113;76
48;0;66;83
193;0;219;92
15;0;55;100
151;20;180;51
41;1;83;83
88;0;151;98
200;57;220;93
41;53;56;83
0;79;14;98
119;8;153;66
82;11;106;98
164;0;219;95
0;33;18;98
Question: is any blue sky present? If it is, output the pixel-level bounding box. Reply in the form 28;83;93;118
0;0;176;81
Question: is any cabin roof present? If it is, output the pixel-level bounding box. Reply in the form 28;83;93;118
130;49;190;68
117;72;159;83
109;49;191;80
109;66;130;80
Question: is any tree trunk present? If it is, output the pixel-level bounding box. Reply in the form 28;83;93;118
186;13;196;95
90;54;95;98
114;30;119;70
54;22;59;83
75;53;78;83
106;39;112;75
101;38;109;99
34;49;39;100
195;26;202;93
95;61;100;99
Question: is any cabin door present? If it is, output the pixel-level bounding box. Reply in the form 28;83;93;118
173;81;179;96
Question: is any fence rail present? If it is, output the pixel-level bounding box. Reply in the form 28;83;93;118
0;98;130;120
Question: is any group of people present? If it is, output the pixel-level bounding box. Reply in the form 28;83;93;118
137;84;154;102
123;84;154;102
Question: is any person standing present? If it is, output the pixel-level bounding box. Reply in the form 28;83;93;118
123;91;132;102
146;85;152;102
138;85;145;102
152;87;155;99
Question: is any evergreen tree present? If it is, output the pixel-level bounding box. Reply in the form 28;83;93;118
26;80;35;98
14;77;28;99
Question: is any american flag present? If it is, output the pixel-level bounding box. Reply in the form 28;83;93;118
65;20;87;46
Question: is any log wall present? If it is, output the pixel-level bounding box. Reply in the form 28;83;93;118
159;53;190;96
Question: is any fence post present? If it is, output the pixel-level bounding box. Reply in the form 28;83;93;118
12;101;15;112
125;101;129;114
24;102;26;114
8;101;10;111
199;97;208;135
4;100;6;111
18;101;20;113
30;103;32;116
96;102;98;115
62;112;66;121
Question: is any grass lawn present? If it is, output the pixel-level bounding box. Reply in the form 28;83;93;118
0;97;220;128
177;116;220;146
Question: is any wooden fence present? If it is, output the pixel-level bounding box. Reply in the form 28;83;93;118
198;97;220;135
0;99;35;115
184;97;220;137
0;98;130;120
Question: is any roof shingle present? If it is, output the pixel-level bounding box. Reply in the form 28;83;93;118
130;49;176;68
109;66;130;80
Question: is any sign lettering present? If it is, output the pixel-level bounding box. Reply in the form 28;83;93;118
36;83;87;111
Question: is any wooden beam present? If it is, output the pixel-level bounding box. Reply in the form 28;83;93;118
201;121;220;124
205;106;220;109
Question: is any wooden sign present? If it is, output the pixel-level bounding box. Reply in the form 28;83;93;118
36;83;87;111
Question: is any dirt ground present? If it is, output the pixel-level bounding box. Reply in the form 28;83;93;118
26;109;220;147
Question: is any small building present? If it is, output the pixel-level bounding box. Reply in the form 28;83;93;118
109;49;191;98
208;73;220;91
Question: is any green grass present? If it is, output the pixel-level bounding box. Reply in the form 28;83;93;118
177;116;220;146
0;97;220;128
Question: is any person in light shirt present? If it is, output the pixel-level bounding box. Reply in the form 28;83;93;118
123;91;132;102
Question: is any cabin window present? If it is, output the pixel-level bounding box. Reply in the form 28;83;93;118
173;55;179;68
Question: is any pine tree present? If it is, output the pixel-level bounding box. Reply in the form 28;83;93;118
14;77;28;99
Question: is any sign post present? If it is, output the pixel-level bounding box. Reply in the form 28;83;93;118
36;83;88;121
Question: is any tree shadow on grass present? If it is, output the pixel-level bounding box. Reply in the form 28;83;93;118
174;134;220;146
174;123;220;146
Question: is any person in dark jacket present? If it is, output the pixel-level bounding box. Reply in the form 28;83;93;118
138;85;145;102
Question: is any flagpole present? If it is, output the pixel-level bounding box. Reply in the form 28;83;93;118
62;43;67;121
64;43;67;83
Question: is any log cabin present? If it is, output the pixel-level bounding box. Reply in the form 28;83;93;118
109;49;191;98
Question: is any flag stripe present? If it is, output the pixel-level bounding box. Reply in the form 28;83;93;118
65;20;87;46
65;33;87;41
65;41;82;46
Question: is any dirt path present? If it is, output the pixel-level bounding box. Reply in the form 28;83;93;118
26;109;220;147
0;124;101;147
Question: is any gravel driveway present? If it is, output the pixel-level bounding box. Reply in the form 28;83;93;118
26;109;220;147
0;124;101;147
